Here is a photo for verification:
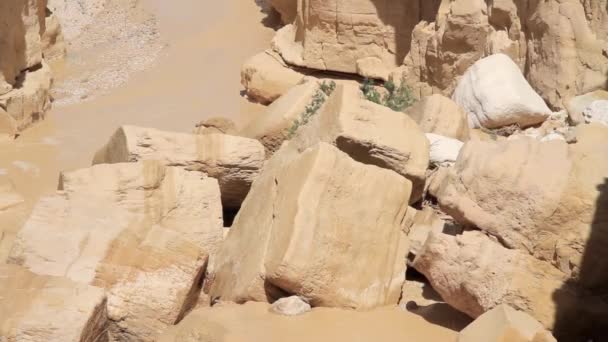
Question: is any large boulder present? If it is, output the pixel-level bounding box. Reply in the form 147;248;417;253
93;125;265;208
406;94;470;141
426;133;464;166
453;54;552;129
241;81;323;155
8;162;224;341
0;264;108;342
458;305;556;342
241;50;306;104
412;231;569;328
429;124;608;283
292;84;430;202
208;142;412;309
566;90;608;125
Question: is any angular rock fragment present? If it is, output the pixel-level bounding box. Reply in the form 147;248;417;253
406;94;470;141
93;125;265;208
0;264;108;342
9;161;224;341
209;142;412;309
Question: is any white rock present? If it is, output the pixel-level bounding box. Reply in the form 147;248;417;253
426;133;464;166
582;100;608;126
270;296;312;316
453;54;552;129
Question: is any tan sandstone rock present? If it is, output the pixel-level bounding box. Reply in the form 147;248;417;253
291;84;430;202
241;50;306;104
458;305;557;342
208;142;412;309
413;231;569;328
406;94;470;141
8;161;224;341
269;0;297;24
193;117;237;135
429;124;608;282
241;81;322;155
93;125;265;208
0;264;109;342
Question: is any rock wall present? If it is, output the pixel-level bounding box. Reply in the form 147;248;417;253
271;0;608;109
0;0;64;139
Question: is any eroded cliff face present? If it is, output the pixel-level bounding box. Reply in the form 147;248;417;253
0;0;64;139
272;0;608;109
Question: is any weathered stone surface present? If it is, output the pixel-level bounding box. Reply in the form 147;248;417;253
406;207;446;256
93;125;265;208
567;90;608;125
193;117;237;135
0;62;52;139
208;142;412;309
458;305;557;342
42;9;67;61
270;296;311;316
241;50;305;104
413;231;568;328
429;124;608;281
292;84;429;202
426;133;464;167
406;94;470;141
453;54;552;129
269;0;297;24
8;161;224;341
241;81;322;155
0;264;108;342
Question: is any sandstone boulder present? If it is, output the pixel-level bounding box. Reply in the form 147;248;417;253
93;125;265;208
406;94;470;141
426;133;464;167
292;84;430;202
0;264;108;342
567;90;608;125
8;161;224;341
241;81;323;155
193;117;237;135
453;54;552;129
458;305;557;342
241;50;305;104
0;62;52;139
429;125;608;281
413;231;568;328
209;142;412;309
270;296;311;316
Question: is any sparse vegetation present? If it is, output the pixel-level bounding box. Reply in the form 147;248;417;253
287;80;336;138
360;75;416;112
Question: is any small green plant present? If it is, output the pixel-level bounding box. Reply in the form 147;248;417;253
360;75;416;112
287;81;336;138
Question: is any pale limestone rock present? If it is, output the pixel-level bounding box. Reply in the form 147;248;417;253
458;305;557;342
429;125;608;281
270;296;311;316
193;117;237;135
241;50;305;104
241;81;322;155
292;84;429;202
426;133;464;166
8;162;224;341
0;62;52;138
453;54;552;129
413;231;568;328
208;143;412;309
406;94;470;141
0;264;108;342
567;90;608;125
582;100;608;126
93;125;265;208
